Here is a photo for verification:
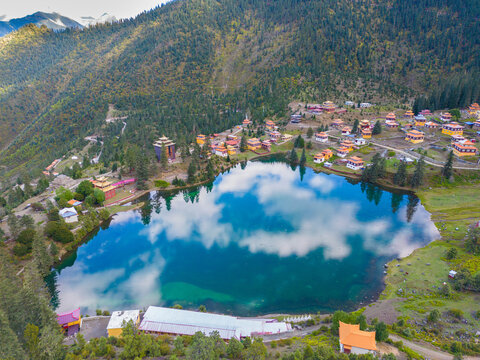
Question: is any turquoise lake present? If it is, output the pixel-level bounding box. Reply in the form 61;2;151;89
47;160;439;316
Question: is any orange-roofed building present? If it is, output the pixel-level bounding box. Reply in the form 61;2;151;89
385;120;399;129
265;120;275;131
474;120;480;128
315;132;328;143
339;321;376;355
242;118;251;126
342;126;352;136
196;134;206;145
359;120;370;129
214;145;228;157
442;123;464;136
469;103;480;113
361;128;372;139
269;131;282;142
322;101;336;113
321;149;333;160
386;113;396;122
405;130;425;144
425;121;439;130
346;156;364;171
226;145;237;156
337;146;350;158
341;139;354;150
313;153;325;164
404;110;414;119
453;141;478;157
332;119;344;128
441;112;452;122
247;138;261;151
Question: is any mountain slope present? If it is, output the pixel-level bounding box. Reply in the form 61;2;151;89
0;0;479;177
0;12;83;37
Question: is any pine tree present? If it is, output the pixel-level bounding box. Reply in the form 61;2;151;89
410;156;425;188
306;127;313;138
372;120;382;135
0;309;26;360
32;236;53;276
393;161;407;186
187;161;197;183
442;151;454;179
300;148;306;166
289;149;298;164
136;152;149;190
240;136;247;153
206;159;215;179
352;119;359;133
160;145;168;170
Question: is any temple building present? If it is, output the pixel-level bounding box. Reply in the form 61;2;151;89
242;118;251;126
247;138;261;151
196;134;206;145
386;113;396;122
404;110;414;119
322;101;336;113
441;112;452;122
91;177;116;200
359;120;370;129
452;141;478;157
405;130;425;143
332;119;344;128
315;132;328;142
265;120;276;131
337;146;350;158
341;126;352;136
341;139;354;150
346;156;364;171
361;128;372;139
107;310;140;338
468;103;480;115
425;121;439;130
57;308;82;336
385;120;399;129
314;153;326;164
414;115;426;127
321;149;333;160
153;136;176;161
442;123;464;136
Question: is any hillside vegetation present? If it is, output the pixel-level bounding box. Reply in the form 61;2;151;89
0;0;479;177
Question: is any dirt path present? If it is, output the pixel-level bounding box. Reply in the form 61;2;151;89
390;334;480;360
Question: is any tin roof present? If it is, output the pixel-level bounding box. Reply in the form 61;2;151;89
107;310;140;330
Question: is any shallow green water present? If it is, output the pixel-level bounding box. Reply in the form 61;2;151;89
47;161;438;316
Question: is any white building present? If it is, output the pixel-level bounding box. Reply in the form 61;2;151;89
139;306;291;340
345;101;355;106
354;138;366;146
360;103;372;108
59;207;78;223
107;310;140;337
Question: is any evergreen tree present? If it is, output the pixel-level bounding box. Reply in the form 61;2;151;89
372;120;382;135
31;236;53;276
0;309;26;360
294;135;304;148
393;161;407;186
352;119;359;133
410;156;425;188
160;145;168;170
136;152;150;190
240;136;248;153
206;159;215;179
442;151;454;179
187;161;197;183
306;127;313;138
289;149;298;164
300;148;306;166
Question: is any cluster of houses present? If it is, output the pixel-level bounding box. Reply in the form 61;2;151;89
306;101;347;115
42;158;62;177
57;307;377;355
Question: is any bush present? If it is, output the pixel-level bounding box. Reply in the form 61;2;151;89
99;209;110;221
45;221;74;243
154;180;170;188
16;229;36;246
172;177;186;187
445;247;458;260
427;309;440;323
449;309;463;319
13;243;30;256
96;309;102;316
31;202;45;212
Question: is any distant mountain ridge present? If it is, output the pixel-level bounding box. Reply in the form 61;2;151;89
0;12;83;37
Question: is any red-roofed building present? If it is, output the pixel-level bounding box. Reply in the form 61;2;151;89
339;321;376;355
57;308;82;336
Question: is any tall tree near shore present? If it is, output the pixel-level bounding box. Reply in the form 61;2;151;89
410;156;425;188
372;120;382;135
393;161;407;186
300;148;306;166
289;149;298;164
240;136;247;153
187;161;197;183
442;151;454;179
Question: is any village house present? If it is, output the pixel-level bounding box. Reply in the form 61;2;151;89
420;109;432;116
138;306;291;340
441;112;452;122
404;110;414;119
196;134;206;145
290;114;302;123
405;130;425;143
386;112;396;122
452;141;478;157
282;133;293;141
242;118;251;126
414;115;426;127
226;145;237;156
339;321;376;355
337;146;350;158
265;120;276;131
225;139;239;147
107;310;140;338
474;120;480;128
315;132;328;142
342;126;352;136
341;139;354;150
269;131;282;142
247;138;262;151
345;101;355;106
442;123;464;136
214;145;228;157
314;153;325;164
359;120;370;129
451;135;466;144
469;103;480;115
360;102;372;108
425;121;439;130
59;207;78;223
57;308;82;336
385;120;399;129
361;128;372;139
153;136;176;161
322;149;333;160
332;119;344;128
322;101;336;113
261;140;271;151
67;199;82;207
346;156;364;171
355;138;367;146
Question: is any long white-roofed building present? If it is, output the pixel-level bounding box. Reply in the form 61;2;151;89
138;306;292;339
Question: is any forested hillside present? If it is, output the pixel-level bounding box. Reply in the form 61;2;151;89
0;0;479;177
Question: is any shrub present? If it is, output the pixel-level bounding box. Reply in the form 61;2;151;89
45;221;74;243
445;247;458;260
31;202;45;212
96;309;102;316
427;310;440;323
102;310;110;316
154;180;170;188
13;243;30;256
449;309;463;319
172;177;186;187
16;229;36;246
270;341;277;349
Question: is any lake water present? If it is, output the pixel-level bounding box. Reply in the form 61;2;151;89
47;160;439;316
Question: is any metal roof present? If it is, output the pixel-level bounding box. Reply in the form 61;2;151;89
107;310;140;330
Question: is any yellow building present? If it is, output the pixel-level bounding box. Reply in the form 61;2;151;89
452;141;478;157
265;120;275;131
386;112;396;122
361;129;372;139
247;138;262;151
196;134;206;145
442;123;464;136
107;310;140;338
322;101;336;113
322;149;333;160
341;140;354;150
404;110;414;119
226;145;237;155
405;130;424;143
